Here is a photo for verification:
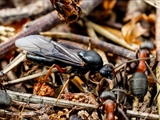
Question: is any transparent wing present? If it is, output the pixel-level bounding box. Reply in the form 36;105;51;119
15;35;85;66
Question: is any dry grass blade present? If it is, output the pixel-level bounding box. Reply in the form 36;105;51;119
85;20;135;51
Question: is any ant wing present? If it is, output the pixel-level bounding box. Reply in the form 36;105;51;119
15;35;85;66
59;42;84;52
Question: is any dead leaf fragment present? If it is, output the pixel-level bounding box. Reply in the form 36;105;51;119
122;14;155;45
122;22;146;44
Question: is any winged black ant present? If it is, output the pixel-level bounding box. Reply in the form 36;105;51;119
15;35;114;79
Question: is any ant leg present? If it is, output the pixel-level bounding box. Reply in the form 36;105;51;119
144;61;160;85
153;89;160;103
55;64;65;73
43;64;65;82
136;49;140;59
71;76;90;93
118;108;129;120
56;77;70;103
152;61;158;71
123;63;128;90
43;64;55;82
0;71;7;92
56;75;90;103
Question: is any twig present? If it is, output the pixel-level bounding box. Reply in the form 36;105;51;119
40;32;136;59
0;0;53;25
1;61;17;80
0;106;53;118
12;100;47;110
126;110;159;119
2;68;58;85
1;51;26;74
6;90;98;109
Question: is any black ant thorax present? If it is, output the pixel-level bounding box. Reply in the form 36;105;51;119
78;50;103;71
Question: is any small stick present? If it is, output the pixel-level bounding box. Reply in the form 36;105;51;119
12;100;46;110
7;90;98;109
1;51;26;74
126;110;159;119
40;32;136;59
0;0;53;25
0;106;53;118
1;61;17;80
2;68;58;85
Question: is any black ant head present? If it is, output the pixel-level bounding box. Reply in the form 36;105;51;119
140;40;156;51
99;64;115;80
100;90;116;102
